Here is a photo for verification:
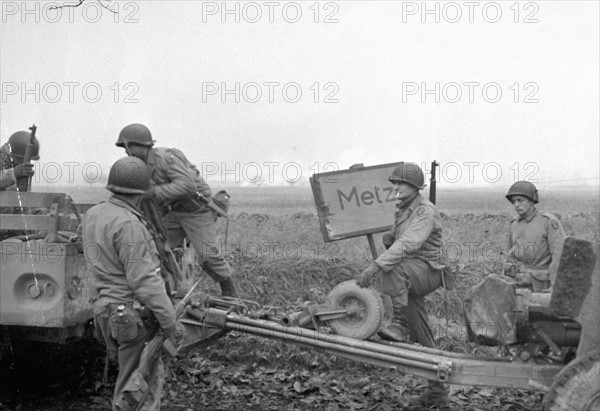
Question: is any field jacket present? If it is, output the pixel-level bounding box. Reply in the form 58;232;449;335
0;149;16;191
0;169;16;191
83;195;176;331
508;208;565;283
375;193;447;272
147;147;211;207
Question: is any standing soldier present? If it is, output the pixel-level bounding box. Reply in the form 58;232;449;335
504;181;566;291
83;157;176;411
355;162;449;408
0;130;39;191
115;123;237;298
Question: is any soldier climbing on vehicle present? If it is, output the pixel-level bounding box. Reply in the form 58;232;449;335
116;123;237;298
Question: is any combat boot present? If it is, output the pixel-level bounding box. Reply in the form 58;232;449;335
410;380;448;408
377;321;411;343
219;278;237;298
378;300;410;343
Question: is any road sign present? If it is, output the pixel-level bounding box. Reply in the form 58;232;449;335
310;162;402;242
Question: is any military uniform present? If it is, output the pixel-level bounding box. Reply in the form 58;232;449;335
374;192;447;346
0;135;37;191
0;149;17;191
507;209;565;290
146;147;233;284
83;195;176;411
0;168;16;190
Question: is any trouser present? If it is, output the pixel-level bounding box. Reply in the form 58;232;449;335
376;258;443;347
163;208;232;283
383;260;446;394
94;303;164;411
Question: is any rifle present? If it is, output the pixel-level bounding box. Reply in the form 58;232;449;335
429;160;439;205
194;191;229;219
117;279;201;411
140;195;185;295
16;124;37;192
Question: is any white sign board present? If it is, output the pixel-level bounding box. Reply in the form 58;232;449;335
310;163;402;241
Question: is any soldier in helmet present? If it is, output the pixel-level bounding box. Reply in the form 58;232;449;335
504;181;565;291
116;123;237;298
356;162;449;407
83;157;176;411
0;130;40;191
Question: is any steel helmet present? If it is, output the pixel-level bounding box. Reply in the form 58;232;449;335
106;157;151;194
388;162;425;189
6;131;40;160
506;181;539;204
116;124;154;148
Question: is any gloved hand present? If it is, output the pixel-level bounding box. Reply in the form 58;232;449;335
356;262;380;288
515;271;532;286
14;163;34;178
382;233;395;249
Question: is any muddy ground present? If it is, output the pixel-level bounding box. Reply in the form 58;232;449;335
0;328;545;411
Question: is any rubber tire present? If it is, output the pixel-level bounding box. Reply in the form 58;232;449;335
543;351;600;411
326;280;385;340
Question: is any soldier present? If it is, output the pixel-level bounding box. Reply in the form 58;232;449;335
356;162;449;408
83;157;177;411
504;181;566;291
115;124;237;298
0;130;39;191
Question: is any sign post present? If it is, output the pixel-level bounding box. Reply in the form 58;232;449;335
310;161;438;260
310;162;402;259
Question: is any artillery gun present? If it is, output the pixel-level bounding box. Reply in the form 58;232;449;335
148;236;598;411
3;192;597;410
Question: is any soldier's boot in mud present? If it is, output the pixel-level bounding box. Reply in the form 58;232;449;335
219;278;237;298
410;380;449;408
377;319;411;343
378;299;411;343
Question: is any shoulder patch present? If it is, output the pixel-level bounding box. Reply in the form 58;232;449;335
540;212;561;230
165;147;188;163
417;206;425;216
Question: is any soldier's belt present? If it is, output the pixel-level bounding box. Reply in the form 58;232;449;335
170;197;207;213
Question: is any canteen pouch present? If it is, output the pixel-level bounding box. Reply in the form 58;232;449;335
109;305;143;344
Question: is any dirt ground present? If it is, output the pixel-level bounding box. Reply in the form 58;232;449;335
0;329;546;411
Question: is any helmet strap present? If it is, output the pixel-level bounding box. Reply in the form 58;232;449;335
123;140;132;157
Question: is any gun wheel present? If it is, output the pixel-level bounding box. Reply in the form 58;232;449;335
326;280;384;340
543;351;600;411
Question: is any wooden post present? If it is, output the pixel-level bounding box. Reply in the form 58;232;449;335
366;234;378;259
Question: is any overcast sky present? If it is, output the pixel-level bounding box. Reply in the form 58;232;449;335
1;0;598;190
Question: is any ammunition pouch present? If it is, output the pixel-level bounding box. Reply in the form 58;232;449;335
519;267;551;292
136;305;160;334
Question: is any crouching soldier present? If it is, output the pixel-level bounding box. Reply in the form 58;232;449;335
83;157;176;411
355;162;450;408
504;181;566;292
